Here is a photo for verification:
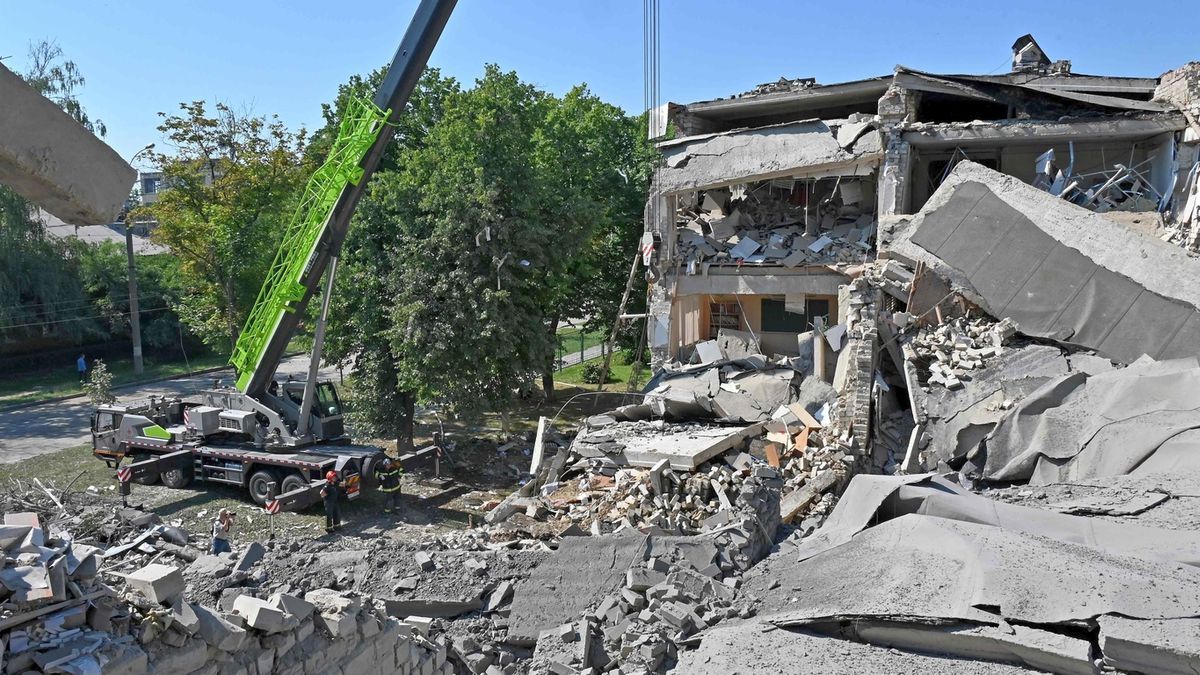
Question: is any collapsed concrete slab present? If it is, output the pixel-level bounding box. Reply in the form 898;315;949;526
919;344;1070;466
656;119;882;195
1098;615;1200;674
506;533;648;645
676;622;1037;674
0;62;135;225
571;421;766;471
792;473;1200;567
751;514;1200;627
887;161;1200;365
976;355;1200;484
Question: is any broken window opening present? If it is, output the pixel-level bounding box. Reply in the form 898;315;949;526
708;301;741;339
916;93;1010;124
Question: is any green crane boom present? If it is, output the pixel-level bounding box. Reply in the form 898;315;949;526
226;0;458;399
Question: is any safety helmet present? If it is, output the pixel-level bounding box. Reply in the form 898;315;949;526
325;470;337;481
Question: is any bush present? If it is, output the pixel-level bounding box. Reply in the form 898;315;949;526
83;360;116;406
582;362;610;384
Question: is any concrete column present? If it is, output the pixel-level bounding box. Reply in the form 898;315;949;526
877;132;913;216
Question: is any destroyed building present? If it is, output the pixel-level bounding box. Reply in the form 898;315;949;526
644;35;1200;375
11;34;1200;675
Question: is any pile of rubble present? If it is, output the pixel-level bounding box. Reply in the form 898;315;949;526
902;316;1017;390
675;178;875;274
0;485;453;675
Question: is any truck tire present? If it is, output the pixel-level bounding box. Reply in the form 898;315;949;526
280;473;306;495
247;469;278;506
161;466;193;489
131;454;159;485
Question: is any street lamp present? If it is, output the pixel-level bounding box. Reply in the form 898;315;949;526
125;143;155;376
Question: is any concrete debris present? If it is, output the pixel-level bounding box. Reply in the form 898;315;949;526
903;316;1016;390
892;161;1200;366
973;354;1200;484
675;175;877;273
656;119;882;196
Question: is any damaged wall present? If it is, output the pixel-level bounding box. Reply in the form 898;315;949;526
888;161;1200;365
655;120;882;196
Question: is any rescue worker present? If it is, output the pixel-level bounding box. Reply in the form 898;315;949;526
211;509;235;554
321;470;341;533
377;458;402;513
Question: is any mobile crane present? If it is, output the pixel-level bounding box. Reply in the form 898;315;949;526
91;0;458;508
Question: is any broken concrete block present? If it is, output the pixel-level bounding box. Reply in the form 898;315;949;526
394;575;421;592
234;541;265;572
192;602;249;652
269;592;316;621
170;597;201;634
486;581;514;612
125;563;185;604
186;554;231;578
406;616;434;637
414;551;436;572
233;594;291;634
626;568;666;592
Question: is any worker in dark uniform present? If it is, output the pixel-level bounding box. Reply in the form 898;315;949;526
321;470;342;533
376;458;403;513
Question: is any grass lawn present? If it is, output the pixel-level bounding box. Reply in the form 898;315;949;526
554;349;649;391
0;352;230;408
555;327;606;361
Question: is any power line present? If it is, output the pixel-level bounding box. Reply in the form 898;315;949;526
0;305;174;331
0;292;170;314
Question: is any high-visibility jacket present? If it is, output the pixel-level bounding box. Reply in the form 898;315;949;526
378;467;402;493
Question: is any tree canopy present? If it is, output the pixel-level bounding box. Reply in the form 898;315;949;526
142;102;308;349
322;65;654;448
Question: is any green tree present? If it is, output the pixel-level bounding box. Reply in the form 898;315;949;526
532;92;656;395
322;66;656;450
75;241;189;351
0;189;98;344
142;102;307;349
22;40;106;137
323;69;461;451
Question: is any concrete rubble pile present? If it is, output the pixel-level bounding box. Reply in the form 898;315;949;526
902;316;1017;390
675;174;876;273
729;472;1200;674
501;469;782;674
0;495;453;675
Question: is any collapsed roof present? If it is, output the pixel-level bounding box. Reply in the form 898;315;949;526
887;161;1200;364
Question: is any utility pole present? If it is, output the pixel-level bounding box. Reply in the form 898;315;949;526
125;145;155;376
125;223;143;375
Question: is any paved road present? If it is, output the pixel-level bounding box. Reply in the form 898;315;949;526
560;344;605;367
0;355;340;464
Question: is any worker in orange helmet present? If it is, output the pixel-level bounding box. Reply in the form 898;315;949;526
320;470;342;533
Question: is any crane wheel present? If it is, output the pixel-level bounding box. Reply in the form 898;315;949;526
280;473;306;495
162;467;193;489
247;470;278;506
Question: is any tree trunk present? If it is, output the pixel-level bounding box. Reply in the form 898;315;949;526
397;390;415;454
542;315;560;401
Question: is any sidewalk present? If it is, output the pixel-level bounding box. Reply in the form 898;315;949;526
559;344;605;367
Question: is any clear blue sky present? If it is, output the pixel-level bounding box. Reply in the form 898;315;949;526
3;0;1199;166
